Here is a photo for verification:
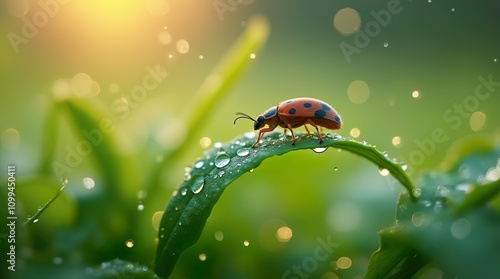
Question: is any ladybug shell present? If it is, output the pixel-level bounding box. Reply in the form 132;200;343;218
277;98;341;129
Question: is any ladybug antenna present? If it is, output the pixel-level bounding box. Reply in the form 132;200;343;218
234;112;256;125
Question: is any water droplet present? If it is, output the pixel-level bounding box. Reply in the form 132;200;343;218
383;42;389;47
412;212;426;227
214;142;223;149
125;239;134;248
194;160;205;169
183;166;192;181
455;183;472;192
312;147;328;153
249;168;254;173
215;153;230;168
436;185;449;197
137;203;145;211
237;148;250;157
333;167;338;171
191;176;205;194
61;178;69;186
82;177;95;189
218;170;225;178
400;163;408;171
243;240;250;246
199;253;207;261
434;200;443;212
180;188;188;196
33;219;39;223
379;168;390;176
412;188;422;198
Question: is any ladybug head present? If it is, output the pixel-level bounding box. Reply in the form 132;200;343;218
234;112;263;130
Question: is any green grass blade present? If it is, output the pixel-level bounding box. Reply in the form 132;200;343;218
147;15;270;194
59;99;137;200
153;132;416;278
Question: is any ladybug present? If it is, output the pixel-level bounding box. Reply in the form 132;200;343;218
234;97;342;147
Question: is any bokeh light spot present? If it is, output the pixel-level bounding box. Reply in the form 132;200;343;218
152;211;164;231
451;218;471;239
200;136;212;149
1;128;21;150
176;39;190;54
145;0;169;16
470;111;486;131
347;80;370;104
412;90;420;99
125;239;134;248
82;177;95;189
158;30;172;45
214;231;224;241
276;226;293;242
392;136;402;148
333;8;361;36
71;73;100;97
350;128;361;138
336;256;352;269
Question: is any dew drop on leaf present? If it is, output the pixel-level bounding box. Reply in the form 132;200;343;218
412;188;422;197
378;168;390;176
237;148;250;157
190;176;205;194
61;178;69;186
214;152;230;168
180;188;188;196
194;160;205;169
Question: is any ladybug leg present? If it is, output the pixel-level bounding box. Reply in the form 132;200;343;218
304;125;311;134
251;127;276;148
306;120;323;144
285;124;297;145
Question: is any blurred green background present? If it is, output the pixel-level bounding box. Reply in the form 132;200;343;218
1;0;499;278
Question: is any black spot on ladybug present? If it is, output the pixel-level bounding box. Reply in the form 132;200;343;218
289;108;297;114
263;107;277;118
321;103;331;110
335;115;341;124
315;110;326;118
303;102;312;108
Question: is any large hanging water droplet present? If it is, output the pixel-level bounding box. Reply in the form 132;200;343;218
214;152;230;168
236;148;250;157
191;176;205;194
378;168;390;176
312;147;328;153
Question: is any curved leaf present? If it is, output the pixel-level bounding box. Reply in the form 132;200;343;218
154;132;415;278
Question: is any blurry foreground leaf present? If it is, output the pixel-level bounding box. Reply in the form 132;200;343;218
154;132;415;278
87;258;158;279
366;140;500;278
